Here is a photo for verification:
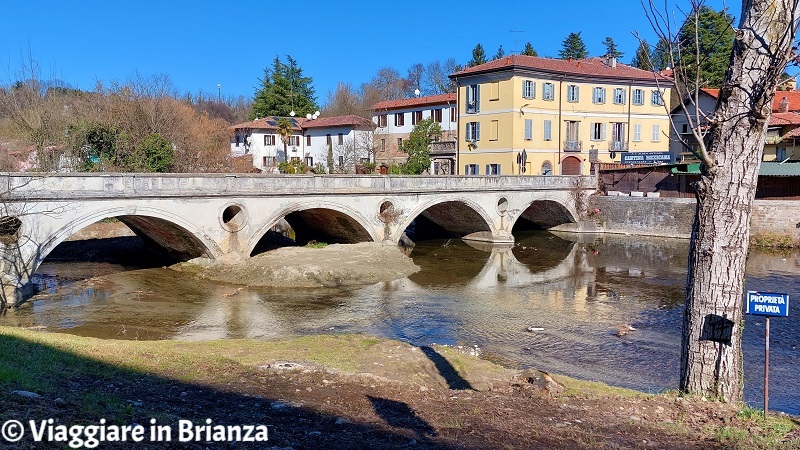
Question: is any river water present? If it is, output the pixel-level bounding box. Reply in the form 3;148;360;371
3;231;799;415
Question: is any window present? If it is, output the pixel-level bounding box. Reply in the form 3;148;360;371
523;80;536;99
338;155;344;166
431;108;442;123
397;137;403;148
465;164;479;175
288;136;300;146
613;88;626;105
490;120;499;141
486;164;501;175
543;120;552;140
489;81;499;100
380;139;385;152
543;83;555;101
306;135;311;146
633;89;644;105
338;133;344;145
411;110;423;125
262;156;267;167
466;84;480;113
524;119;532;140
466;121;480;141
777;147;787;160
326;134;332;145
652;124;661;141
305;156;313;166
264;135;275;145
633;124;642;141
611;123;626;150
567;85;579;102
394;113;405;126
593;87;606;104
291;157;300;162
235;135;241;146
450;106;457;122
565;121;580;150
541;161;552;175
378;114;388;127
590;122;606;141
651;90;665;106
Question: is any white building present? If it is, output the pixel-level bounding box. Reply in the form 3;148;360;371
371;93;458;167
300;115;376;172
230;117;305;173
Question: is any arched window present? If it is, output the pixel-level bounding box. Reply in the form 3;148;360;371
541;161;553;176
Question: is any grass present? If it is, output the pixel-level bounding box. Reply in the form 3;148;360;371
304;241;328;248
750;232;800;250
713;404;800;449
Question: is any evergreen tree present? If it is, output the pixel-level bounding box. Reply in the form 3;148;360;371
650;38;672;71
492;45;505;60
630;40;652;69
468;43;488;67
250;56;318;119
558;32;589;59
401;118;441;174
602;37;624;59
522;42;538;57
677;6;735;89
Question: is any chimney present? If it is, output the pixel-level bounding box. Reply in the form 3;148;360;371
611;56;617;68
779;96;789;112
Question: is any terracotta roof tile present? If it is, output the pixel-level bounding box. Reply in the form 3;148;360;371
372;93;456;111
451;55;670;82
230;116;304;131
300;114;374;129
772;91;800;111
769;112;800;126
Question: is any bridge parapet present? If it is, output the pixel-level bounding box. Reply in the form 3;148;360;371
0;173;597;200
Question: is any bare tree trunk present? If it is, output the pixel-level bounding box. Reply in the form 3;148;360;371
680;0;798;401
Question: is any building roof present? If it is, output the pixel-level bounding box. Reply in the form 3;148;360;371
451;55;670;82
696;88;800;113
371;93;457;111
300;114;374;129
672;162;800;176
769;112;800;126
230;116;304;131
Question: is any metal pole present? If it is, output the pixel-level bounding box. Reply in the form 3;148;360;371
765;316;770;416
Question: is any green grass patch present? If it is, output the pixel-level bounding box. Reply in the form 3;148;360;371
305;241;328;248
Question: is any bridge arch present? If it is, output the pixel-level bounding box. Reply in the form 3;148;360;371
247;202;378;256
511;198;578;231
393;197;495;243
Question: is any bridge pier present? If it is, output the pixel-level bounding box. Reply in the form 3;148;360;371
462;230;515;244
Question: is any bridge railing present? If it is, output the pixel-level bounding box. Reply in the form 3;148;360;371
0;173;597;200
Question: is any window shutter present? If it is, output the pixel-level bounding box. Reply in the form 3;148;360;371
544;120;551;140
525;119;532;140
476;122;480;140
531;82;536;99
475;85;480;111
465;122;471;140
601;123;606;141
485;164;490;175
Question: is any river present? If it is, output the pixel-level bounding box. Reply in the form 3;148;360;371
3;231;799;415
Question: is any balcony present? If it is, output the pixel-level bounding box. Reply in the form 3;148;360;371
609;141;628;151
563;140;582;151
429;141;456;155
765;134;782;145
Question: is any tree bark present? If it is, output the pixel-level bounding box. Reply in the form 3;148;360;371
680;0;798;401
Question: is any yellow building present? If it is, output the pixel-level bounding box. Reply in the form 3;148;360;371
450;55;672;175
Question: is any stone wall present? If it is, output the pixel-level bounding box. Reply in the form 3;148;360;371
590;196;800;239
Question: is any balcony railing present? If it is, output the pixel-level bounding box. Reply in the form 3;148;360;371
429;141;456;154
563;140;582;151
765;135;782;145
609;141;628;151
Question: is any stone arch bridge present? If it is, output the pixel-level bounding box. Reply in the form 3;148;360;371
0;173;596;302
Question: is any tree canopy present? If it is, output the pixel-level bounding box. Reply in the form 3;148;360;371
630;40;652;70
522;42;538;57
251;55;318;119
468;44;488;67
559;32;589;59
400;118;441;174
677;6;735;89
492;45;505;60
602;37;624;59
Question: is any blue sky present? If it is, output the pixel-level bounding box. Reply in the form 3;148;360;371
1;0;731;105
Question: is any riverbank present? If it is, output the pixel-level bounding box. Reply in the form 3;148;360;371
1;328;797;449
173;242;420;288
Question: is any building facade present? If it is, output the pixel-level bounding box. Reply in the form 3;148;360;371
230;117;305;173
450;55;673;176
371;93;458;171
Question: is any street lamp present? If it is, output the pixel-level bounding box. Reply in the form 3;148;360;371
217;84;221;102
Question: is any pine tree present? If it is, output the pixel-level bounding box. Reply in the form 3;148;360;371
602;37;624;59
677;6;735;89
650;38;672;71
630;40;652;69
522;42;538;57
492;45;505;60
468;43;488;67
250;55;318;119
558;32;589;59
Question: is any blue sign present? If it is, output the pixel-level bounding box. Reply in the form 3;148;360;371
620;151;672;164
746;291;789;317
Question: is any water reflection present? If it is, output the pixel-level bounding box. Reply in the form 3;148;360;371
3;231;799;415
